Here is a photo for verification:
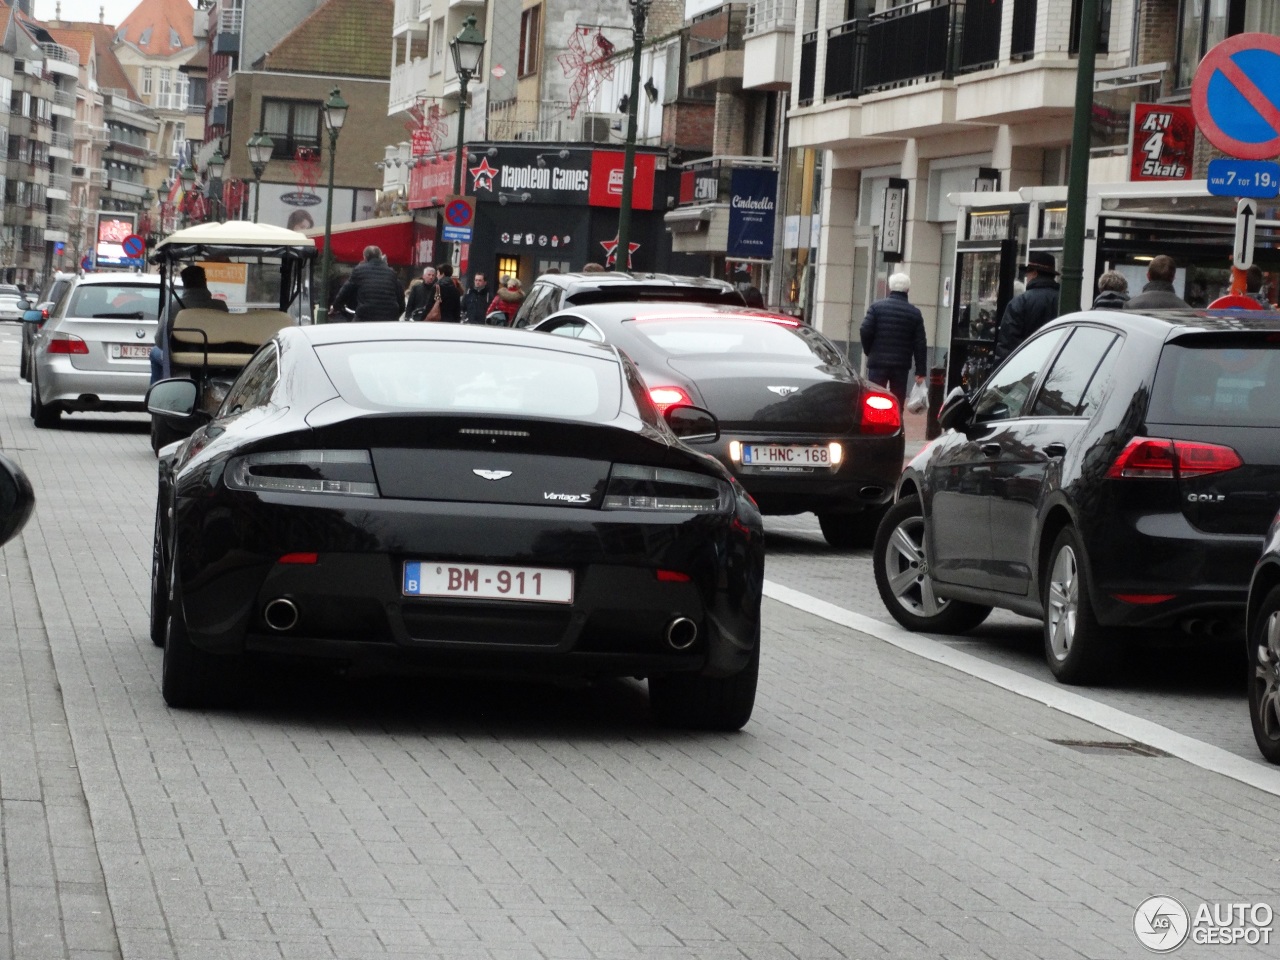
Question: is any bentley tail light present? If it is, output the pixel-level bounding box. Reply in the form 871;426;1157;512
226;450;380;497
649;385;693;413
860;389;901;435
1106;438;1242;479
603;464;732;513
45;333;88;355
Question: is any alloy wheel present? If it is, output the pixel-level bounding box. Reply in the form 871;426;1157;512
1046;545;1079;662
882;514;948;618
1255;611;1280;746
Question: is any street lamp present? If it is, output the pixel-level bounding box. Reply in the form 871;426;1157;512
616;0;650;271
247;131;274;222
179;165;196;227
206;149;226;222
449;15;486;206
318;88;348;320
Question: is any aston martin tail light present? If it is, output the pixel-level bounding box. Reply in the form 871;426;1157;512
226;450;380;497
603;464;732;513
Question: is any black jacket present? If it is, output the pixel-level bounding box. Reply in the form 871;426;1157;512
860;291;927;374
333;260;405;322
405;280;435;320
1092;289;1129;310
436;276;462;322
996;276;1060;360
1125;279;1186;311
462;285;491;323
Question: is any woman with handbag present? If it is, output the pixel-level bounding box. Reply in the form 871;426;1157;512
432;263;463;322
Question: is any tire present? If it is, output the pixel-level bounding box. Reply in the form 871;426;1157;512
818;508;884;549
873;496;991;633
1042;527;1120;684
29;371;59;428
149;498;167;647
19;339;29;382
649;630;759;731
162;554;237;708
1248;585;1280;765
150;415;187;455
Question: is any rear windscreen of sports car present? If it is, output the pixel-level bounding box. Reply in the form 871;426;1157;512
627;317;844;364
315;340;623;421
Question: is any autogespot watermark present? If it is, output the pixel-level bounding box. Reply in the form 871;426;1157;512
1134;896;1274;952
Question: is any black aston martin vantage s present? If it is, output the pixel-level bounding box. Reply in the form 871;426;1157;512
147;322;764;728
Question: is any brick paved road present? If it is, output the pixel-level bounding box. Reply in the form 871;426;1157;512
1;324;1278;960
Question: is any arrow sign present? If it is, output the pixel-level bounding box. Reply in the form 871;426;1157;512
1234;198;1258;270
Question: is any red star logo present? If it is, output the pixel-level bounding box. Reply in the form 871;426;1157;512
470;158;499;192
600;235;640;269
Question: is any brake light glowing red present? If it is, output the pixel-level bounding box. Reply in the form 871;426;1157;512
860;389;901;435
649;385;693;412
278;552;318;565
1111;593;1176;604
1106;438;1242;479
45;334;88;355
655;569;691;582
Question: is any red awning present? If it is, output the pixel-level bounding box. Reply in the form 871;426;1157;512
305;216;416;266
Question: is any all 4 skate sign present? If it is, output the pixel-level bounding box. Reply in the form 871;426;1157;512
1128;104;1195;182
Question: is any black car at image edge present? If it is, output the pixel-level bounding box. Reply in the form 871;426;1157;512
874;308;1280;684
1246;512;1280;764
148;322;764;728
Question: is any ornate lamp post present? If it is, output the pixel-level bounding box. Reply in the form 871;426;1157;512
448;17;486;199
318;88;348;320
615;0;650;270
247;131;274;222
206;148;226;222
179;165;196;228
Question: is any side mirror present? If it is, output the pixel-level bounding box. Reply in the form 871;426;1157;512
146;378;199;419
665;404;720;443
0;453;35;547
21;308;42;323
937;387;974;432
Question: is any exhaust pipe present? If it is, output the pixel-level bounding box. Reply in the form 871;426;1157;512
860;485;885;499
665;617;698;650
264;598;299;632
1181;619;1204;636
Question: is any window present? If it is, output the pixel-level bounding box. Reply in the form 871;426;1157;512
431;18;444;74
543;317;604;341
519;6;541;77
1149;341;1280;427
262;98;321;160
496;256;520;282
142;67;153;96
973;329;1068;421
1069;0;1112;55
1177;0;1233;88
172;121;186;157
1030;327;1120;417
170;28;181;49
221;345;279;417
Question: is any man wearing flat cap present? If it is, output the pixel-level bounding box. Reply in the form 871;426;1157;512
995;250;1060;361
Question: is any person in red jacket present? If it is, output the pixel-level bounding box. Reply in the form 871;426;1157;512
487;277;525;325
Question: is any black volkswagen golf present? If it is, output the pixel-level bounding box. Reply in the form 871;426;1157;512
531;302;904;547
874;309;1280;683
148;323;764;728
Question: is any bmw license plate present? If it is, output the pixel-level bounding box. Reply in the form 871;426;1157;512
111;343;151;360
743;444;831;466
403;562;574;603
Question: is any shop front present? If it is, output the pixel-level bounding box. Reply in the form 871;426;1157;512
408;143;707;287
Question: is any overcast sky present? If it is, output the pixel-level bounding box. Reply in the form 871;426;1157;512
34;0;180;27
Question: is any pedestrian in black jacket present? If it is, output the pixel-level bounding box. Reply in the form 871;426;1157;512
860;272;927;404
404;266;437;320
461;271;491;323
996;251;1060;360
434;263;462;322
331;246;405;322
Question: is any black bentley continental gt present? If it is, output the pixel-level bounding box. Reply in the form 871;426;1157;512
530;303;904;547
148;323;764;728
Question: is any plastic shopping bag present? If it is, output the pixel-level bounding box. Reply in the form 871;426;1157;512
905;379;928;414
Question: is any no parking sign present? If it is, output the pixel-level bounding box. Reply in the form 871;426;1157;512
1192;33;1280;160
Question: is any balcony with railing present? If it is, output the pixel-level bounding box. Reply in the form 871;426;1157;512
213;7;242;57
686;4;747;90
393;0;426;34
743;0;794;90
487;99;576;142
793;0;1079;147
52;89;75;113
48;171;72;194
49;131;73;155
75;121;110;144
389;56;433;114
39;42;79;78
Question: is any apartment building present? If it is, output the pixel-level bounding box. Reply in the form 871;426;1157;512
786;0;1280;375
113;0;206;199
45;25;104;274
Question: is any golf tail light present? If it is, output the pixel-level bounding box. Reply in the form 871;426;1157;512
1106;438;1242;479
649;385;692;413
227;450;379;497
729;440;742;462
46;332;88;354
603;464;732;513
860;389;901;435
